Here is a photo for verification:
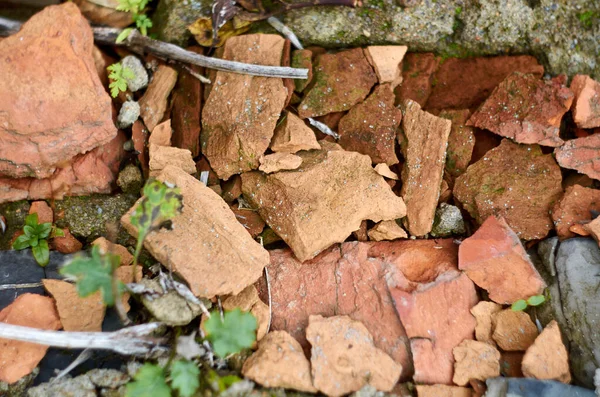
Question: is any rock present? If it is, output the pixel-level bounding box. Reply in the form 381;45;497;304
149;145;196;175
570;75;600;129
132;120;149;177
291;49;313;93
29;201;53;225
555;134;600;181
222;285;269;341
139;65;178;132
117;164;143;194
42;279;104;331
389;269;478;385
27;373;96;397
500;351;524;378
298;49;377;119
86;368;130;388
398;99;451;236
266;242;413;379
452;339;501;386
364;46;407;84
202;35;287;181
431;203;466;238
583;216;600;245
459;216;546;304
0;293;62;383
551;185;600;240
470;301;502;345
149;119;172;146
242;331;316;392
426;56;544;110
117;100;140;129
138;278;205;326
258;153;303;174
368;220;407;241
151;0;205;46
306;315;402;396
122;165;269;298
338;84;402;165
416;385;473;397
466;73;573;147
439;110;475;184
491;310;538;351
121;55;148;92
50;227;83;254
229;204;265;238
454;140;563;240
374;163;399;180
222;175;242;203
91;237;133;266
242;145;406;262
270;112;320;153
485;377;596;397
521;320;570;383
0;3;117;179
394;53;440;107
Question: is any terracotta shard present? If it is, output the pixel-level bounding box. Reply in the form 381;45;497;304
51;227;83;254
394;52;440;107
258;153;302;174
91;237;133;266
374;163;399;180
139;65;178;132
416;385;473;397
298;48;377;118
551;184;600;240
570;74;600;129
522;320;571;383
438;109;475;184
470;301;502;345
291;49;313;93
452;340;501;386
454;139;563;240
29;201;53;225
242;145;406;262
459;216;546;304
0;3;117;179
149;145;196;175
467;73;573;147
364;46;408;85
121;165;269;298
555;133;600;181
338;84;402;165
201;34;287;181
398;100;451;236
492;310;538;351
368;220;407;241
306;315;402;396
270;112;320;153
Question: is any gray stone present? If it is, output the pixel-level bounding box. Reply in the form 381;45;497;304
86;369;130;388
27;374;96;397
117;164;143;194
431;203;465;237
139;278;208;326
485;377;595;397
538;236;559;277
351;385;385;397
121;55;148;92
152;0;209;46
553;238;600;388
116;101;140;129
0;368;38;397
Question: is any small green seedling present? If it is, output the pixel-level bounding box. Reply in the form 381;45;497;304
60;245;122;306
511;294;546;312
116;0;153;43
204;308;257;358
107;62;135;98
13;213;64;267
125;360;200;397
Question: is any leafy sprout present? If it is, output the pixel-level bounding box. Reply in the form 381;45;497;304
107;62;135;98
170;360;200;397
204;308;257;357
511;294;546;312
12;213;64;267
115;0;152;43
125;360;200;397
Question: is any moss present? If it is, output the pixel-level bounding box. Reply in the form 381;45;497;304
0;200;30;250
578;10;599;28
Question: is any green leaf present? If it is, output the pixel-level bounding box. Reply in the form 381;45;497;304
130;179;183;239
30;236;39;247
526;294;546;306
134;14;152;36
170;360;200;397
32;239;50;267
511;299;528;311
25;213;39;227
125;363;171;397
23;225;35;237
116;28;133;44
51;227;65;238
60;245;121;306
204;308;257;357
36;223;52;240
12;234;32;250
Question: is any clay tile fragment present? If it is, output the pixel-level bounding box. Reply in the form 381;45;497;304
258;153;303;174
51;227;83;254
121;165;269;298
242;146;406;262
374;163;399;180
92;237;133;266
43;279;105;332
470;301;502;345
551;184;600;240
570;75;600;129
555;133;600;181
339;84;402;165
139;65;178;132
452;339;501;386
364;46;408;85
416;385;473;397
298;49;377;119
459;216;546;304
223;285;269;341
202;34;287;181
394;52;440;107
368;220;407;241
467;73;573;147
148;119;173;146
29;201;53;225
438;109;475;184
306;315;401;396
398;99;451;236
149;145;196;175
291;49;313;93
454;139;563;240
0;3;117;179
271;112;320;153
583;216;600;245
229;204;266;238
521;320;571;383
491;310;538;351
242;331;317;392
0;294;62;383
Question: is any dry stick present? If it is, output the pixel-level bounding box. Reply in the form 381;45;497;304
54;349;93;381
0;322;166;356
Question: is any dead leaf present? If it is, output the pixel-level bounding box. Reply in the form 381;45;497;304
189;16;251;47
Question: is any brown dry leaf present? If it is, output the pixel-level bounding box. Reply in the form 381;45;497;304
43;279;105;332
189;17;251;47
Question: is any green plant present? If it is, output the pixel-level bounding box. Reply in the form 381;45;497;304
107;62;135;98
578;10;598;28
204;308;257;357
12;213;64;267
116;0;153;43
170;360;201;397
125;360;200;397
511;294;546;311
